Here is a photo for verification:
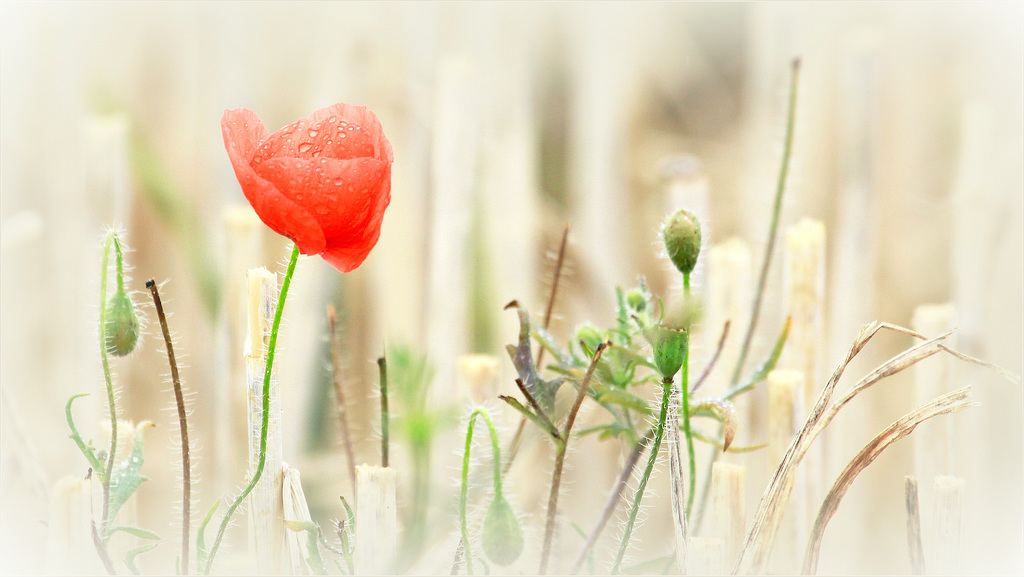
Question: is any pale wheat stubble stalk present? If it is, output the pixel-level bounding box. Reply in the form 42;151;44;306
245;268;285;574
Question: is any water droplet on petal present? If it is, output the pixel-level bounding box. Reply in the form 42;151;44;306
298;142;313;153
308;129;319;137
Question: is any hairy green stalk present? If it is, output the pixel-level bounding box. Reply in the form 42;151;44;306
202;243;300;575
680;273;696;519
611;379;674;574
99;230;118;535
459;408;503;575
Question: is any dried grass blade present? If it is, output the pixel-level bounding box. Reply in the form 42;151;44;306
801;387;975;574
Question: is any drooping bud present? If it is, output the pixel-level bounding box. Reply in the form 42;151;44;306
105;288;140;357
662;208;702;276
481;495;524;566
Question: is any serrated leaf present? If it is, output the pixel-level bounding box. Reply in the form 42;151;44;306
107;421;154;525
65;394;105;479
125;543;158;575
598;389;653;416
505;303;563;414
107;525;160;540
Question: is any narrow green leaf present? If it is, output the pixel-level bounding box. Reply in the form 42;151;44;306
107;526;160;540
65;394;105;479
195;499;220;570
725;317;791;400
498;395;557;438
285;521;327;575
124;543;158;575
598;389;653;416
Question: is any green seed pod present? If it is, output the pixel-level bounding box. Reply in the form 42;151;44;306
662;208;702;276
481;495;524;567
574;324;604;353
105;289;140;357
646;324;687;381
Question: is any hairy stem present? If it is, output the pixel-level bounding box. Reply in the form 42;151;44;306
611;379;673;574
459;408;503;575
99;231;117;537
539;342;607;575
202;244;300;575
147;279;191;574
326;305;358;499
570;428;654;574
681;274;696;519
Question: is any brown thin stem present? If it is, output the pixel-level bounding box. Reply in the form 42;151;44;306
326;305;357;494
690;320;730;394
505;224;571;473
378;356;389;468
92;520;116;575
539;342;607;575
146;279;191;574
515;378;561;440
570;427;654;574
730;58;801;385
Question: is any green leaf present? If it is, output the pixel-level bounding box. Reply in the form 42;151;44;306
195;499;220;571
598;389;653;416
65;394;105;480
285;521;327;575
124;543;158;575
498;395;558;438
107;526;160;540
726;317;791;400
687;398;738;451
107;421;154;526
505;303;564;414
690;428;768;453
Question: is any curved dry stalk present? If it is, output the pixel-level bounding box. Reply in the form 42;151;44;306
734;321;1018;575
802;387;975;574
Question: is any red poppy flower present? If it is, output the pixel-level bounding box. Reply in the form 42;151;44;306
221;103;393;272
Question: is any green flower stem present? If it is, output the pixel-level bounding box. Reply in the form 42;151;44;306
202;243;300;575
680;273;696;520
611;378;673;574
460;408;503;575
99;230;118;533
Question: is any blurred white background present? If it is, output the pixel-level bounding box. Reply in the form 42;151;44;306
1;2;1021;574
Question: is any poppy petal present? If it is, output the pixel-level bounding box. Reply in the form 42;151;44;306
222;112;326;255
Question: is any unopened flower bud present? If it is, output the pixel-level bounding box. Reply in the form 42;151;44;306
645;324;687;381
625;288;647;312
105;289;140;357
481;495;524;566
574;324;604;353
662;208;702;276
